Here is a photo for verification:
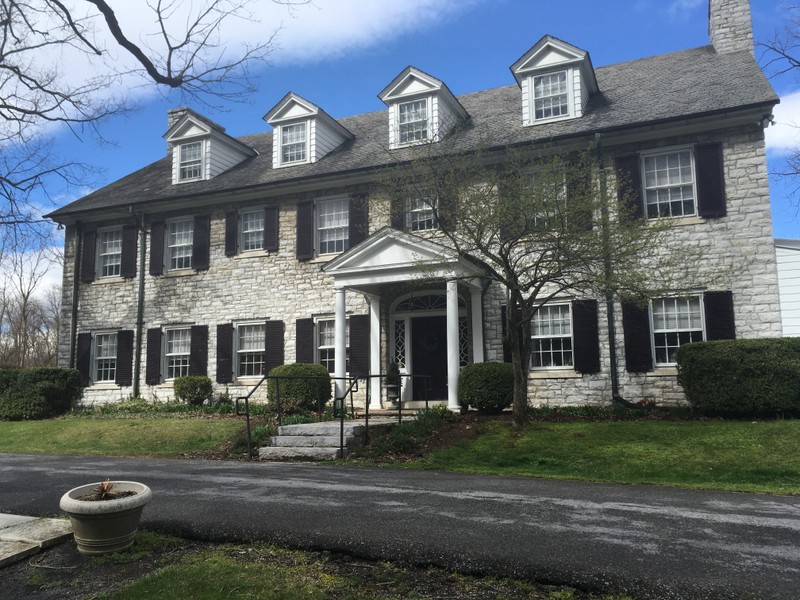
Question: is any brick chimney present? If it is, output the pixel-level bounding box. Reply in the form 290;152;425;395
708;0;754;56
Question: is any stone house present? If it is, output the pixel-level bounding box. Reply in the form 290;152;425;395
47;0;781;410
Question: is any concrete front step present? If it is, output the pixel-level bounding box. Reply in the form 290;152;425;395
270;434;362;448
277;423;365;437
259;446;346;460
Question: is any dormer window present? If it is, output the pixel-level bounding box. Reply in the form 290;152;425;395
281;122;308;164
179;141;203;181
533;71;569;120
398;99;428;144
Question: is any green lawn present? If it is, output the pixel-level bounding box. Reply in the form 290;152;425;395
414;419;800;495
0;418;243;456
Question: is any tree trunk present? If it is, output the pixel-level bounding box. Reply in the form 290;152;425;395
506;294;532;427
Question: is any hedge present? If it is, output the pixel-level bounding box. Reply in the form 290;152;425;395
0;368;84;420
676;338;800;418
173;376;214;405
267;363;332;415
459;362;514;414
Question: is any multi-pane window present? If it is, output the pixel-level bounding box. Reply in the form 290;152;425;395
317;319;349;374
531;304;573;369
398;99;428;144
406;197;437;231
237;323;265;377
165;328;191;380
317;198;349;255
642;149;696;219
167;219;193;270
94;332;117;382
533;71;569;120
651;296;704;366
98;229;122;278
240;209;264;252
281;123;307;164
179;142;203;181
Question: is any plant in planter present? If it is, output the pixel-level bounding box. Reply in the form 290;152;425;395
384;362;402;405
59;479;152;555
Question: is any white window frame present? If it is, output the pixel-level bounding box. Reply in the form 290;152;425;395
240;208;265;252
406;197;438;232
280;122;308;165
650;295;705;367
531;69;571;122
163;327;191;381
178;141;204;181
397;98;429;146
316;317;349;374
640;147;697;220
530;303;574;370
236;321;265;378
93;331;117;383
166;218;194;271
96;227;122;279
315;196;349;256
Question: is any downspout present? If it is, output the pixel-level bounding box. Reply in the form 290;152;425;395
131;208;147;398
595;133;634;407
68;222;82;368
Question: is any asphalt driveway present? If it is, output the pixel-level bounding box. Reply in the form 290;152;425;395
0;454;798;599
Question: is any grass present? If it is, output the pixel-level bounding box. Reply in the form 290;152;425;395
0;418;243;456
413;418;800;495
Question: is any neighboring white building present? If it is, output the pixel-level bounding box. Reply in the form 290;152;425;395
775;239;800;336
47;0;782;409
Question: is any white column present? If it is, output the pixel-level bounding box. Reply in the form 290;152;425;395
470;286;484;363
366;293;382;409
334;287;347;400
446;280;460;412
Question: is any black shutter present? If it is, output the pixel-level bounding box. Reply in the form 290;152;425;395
295;318;315;363
296;201;314;261
264;206;279;252
120;226;138;278
188;325;209;376
76;333;92;384
704;291;735;340
115;330;134;386
349;315;370;377
193;215;210;271
225;211;238;256
567;169;593;231
615;155;643;220
145;328;162;385
80;231;96;283
349;194;368;248
572;300;600;374
437;193;455;231
500;305;524;363
216;323;233;383
390;197;405;230
696;143;726;218
264;320;285;374
149;222;165;275
622;302;653;372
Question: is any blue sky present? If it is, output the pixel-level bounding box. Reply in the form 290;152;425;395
48;0;799;237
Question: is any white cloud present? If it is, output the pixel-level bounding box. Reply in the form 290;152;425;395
665;0;704;20
766;90;800;154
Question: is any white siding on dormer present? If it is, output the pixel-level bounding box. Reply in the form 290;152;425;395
430;96;440;142
314;119;345;162
388;105;398;148
208;138;248;178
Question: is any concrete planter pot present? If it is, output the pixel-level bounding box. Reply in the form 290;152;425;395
59;481;152;555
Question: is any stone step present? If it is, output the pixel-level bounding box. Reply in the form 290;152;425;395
270;434;363;448
277;423;365;437
259;446;346;460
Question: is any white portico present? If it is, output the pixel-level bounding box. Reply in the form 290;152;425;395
322;227;486;412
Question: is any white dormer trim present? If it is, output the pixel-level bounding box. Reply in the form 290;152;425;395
510;36;598;127
379;66;468;150
264;92;354;169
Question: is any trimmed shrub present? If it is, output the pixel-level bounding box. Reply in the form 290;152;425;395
459;362;514;414
676;338;800;418
173;376;214;406
0;368;83;420
267;363;331;415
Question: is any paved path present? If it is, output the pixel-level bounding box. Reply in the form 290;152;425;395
1;454;798;599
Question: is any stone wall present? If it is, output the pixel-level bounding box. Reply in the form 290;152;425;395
709;0;753;56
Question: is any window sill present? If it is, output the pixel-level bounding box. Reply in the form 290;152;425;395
529;369;582;379
526;113;575;127
649;215;706;226
309;254;338;264
234;250;271;260
88;382;121;390
646;367;678;377
165;269;196;278
92;277;125;285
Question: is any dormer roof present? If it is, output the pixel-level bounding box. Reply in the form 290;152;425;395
263;92;354;140
510;35;598;94
378;66;467;120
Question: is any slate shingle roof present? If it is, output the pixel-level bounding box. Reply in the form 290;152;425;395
47;45;778;220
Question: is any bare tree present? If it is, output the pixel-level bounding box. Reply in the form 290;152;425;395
0;0;305;233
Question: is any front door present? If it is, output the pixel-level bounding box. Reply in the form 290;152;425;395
410;316;448;400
